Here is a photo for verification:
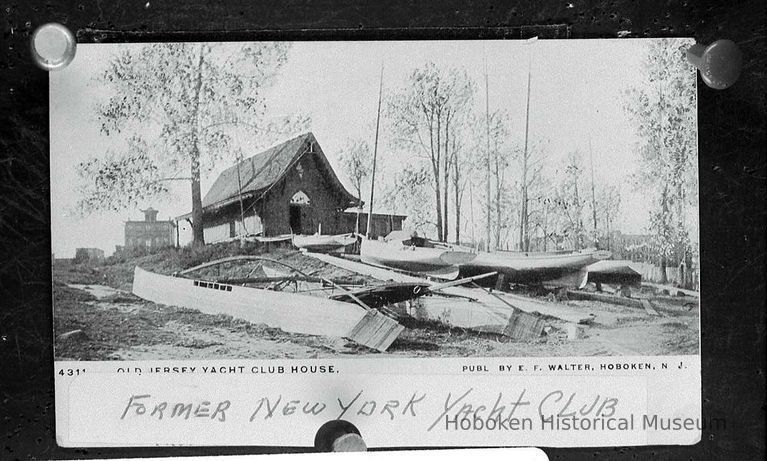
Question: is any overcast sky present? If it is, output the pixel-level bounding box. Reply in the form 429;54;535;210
50;38;696;257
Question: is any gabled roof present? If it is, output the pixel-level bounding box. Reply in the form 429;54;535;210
201;132;358;211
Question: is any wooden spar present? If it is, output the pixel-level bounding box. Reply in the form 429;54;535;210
427;271;498;292
470;281;517;311
519;38;536;252
366;62;385;239
177;255;308;277
589;135;598;239
319;275;373;311
213;275;366;286
235;149;247;235
132;267;403;351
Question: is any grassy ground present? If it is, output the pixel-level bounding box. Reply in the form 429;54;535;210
52;243;700;360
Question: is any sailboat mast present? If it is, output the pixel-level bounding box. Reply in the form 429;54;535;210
366;62;384;239
235;150;247;235
589;135;598;242
484;50;492;252
520;38;535;252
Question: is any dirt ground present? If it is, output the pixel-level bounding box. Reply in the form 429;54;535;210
53;244;700;360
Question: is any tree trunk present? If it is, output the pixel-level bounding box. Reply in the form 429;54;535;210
442;116;450;242
434;174;443;241
429;125;443;242
453;149;461;244
573;179;582;250
190;154;205;246
494;141;502;250
189;45;207;247
355;201;361;235
659;255;668;284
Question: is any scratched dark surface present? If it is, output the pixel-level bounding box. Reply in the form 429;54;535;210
0;1;764;459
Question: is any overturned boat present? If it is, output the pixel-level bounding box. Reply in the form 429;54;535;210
459;247;612;285
131;266;403;351
359;231;476;280
292;233;357;253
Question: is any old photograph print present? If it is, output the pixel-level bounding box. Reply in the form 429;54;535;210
51;39;699;361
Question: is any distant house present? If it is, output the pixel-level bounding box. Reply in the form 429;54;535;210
74;247;104;264
124;208;176;252
178;132;406;243
341;208;407;241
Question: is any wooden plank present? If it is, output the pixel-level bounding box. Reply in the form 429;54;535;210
641;299;660;316
346;309;405;352
503;309;546;341
566;289;644;309
132;267;403;350
499;292;597;325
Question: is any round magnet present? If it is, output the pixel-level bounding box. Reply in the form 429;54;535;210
314;419;365;452
686;40;742;90
30;23;77;71
331;432;367;452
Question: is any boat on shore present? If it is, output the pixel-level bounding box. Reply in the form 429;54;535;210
292;233;357;253
131;266;403;351
359;231;476;279
459;247;612;284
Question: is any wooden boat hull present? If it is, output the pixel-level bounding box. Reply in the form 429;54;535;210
460;248;612;284
360;238;475;278
131;267;402;351
292;233;357;253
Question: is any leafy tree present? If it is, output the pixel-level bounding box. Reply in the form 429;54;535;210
76;42;293;246
338;139;373;234
388;163;434;234
623;38;697;279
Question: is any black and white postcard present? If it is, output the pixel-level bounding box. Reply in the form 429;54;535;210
51;38;701;448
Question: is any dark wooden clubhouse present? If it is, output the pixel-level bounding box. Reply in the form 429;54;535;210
178;132;406;243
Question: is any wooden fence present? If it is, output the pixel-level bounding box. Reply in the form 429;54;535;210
628;262;700;290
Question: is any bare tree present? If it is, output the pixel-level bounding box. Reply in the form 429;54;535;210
386;62;475;241
552;151;587;250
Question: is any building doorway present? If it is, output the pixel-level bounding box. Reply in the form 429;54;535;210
289;190;311;234
289;204;302;234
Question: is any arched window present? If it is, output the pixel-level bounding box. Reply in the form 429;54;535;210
290;191;310;205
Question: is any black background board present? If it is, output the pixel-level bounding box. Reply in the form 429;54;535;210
0;0;764;459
